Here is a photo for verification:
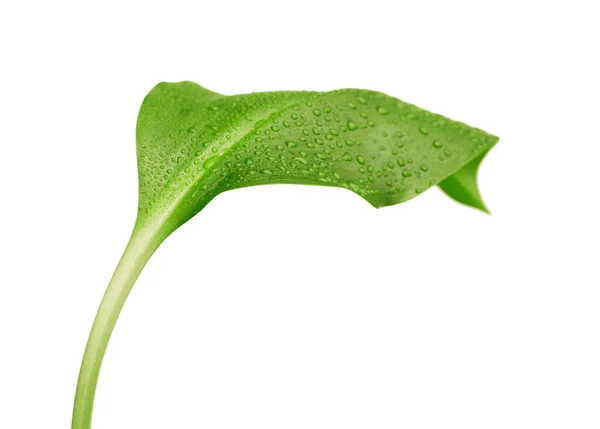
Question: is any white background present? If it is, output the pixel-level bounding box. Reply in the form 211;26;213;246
1;1;599;428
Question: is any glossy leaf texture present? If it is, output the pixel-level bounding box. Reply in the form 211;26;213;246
135;82;498;235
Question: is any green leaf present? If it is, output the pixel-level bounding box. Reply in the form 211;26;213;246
72;81;498;429
438;150;493;214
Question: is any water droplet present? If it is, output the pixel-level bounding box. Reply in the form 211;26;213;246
203;156;219;170
432;140;443;148
342;152;353;161
349;183;361;192
188;126;197;133
356;155;366;165
397;157;406;167
377;106;389;115
420;164;429;172
347;120;358;131
244;158;254;165
313;109;321;116
419;127;429;135
402;169;412;177
357;96;367;104
286;141;298;148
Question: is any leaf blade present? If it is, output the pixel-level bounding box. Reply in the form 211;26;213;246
135;82;499;231
438;148;496;213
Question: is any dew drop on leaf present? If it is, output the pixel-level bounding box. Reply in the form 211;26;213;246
202;156;219;170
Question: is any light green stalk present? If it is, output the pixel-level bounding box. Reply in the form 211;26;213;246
72;226;164;429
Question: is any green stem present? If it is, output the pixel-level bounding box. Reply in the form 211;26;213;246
72;225;163;429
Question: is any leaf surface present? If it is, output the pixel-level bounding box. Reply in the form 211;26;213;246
135;82;498;234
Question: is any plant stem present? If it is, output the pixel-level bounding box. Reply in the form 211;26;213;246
72;225;163;429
